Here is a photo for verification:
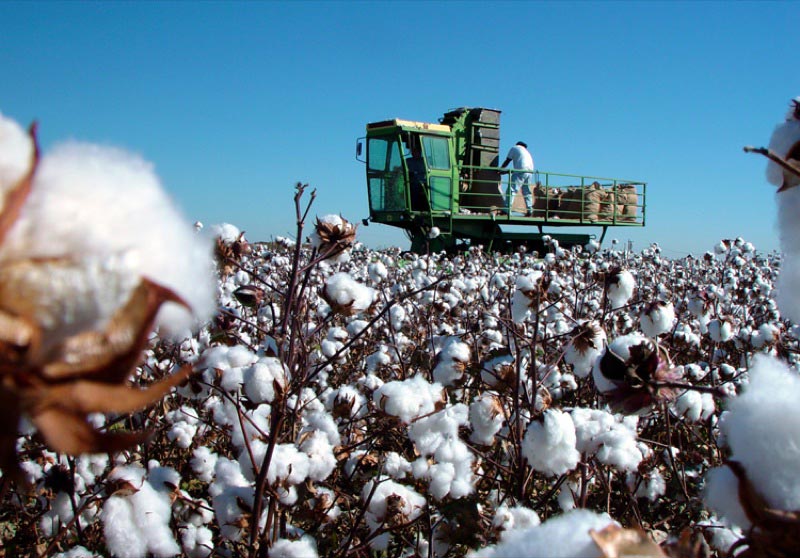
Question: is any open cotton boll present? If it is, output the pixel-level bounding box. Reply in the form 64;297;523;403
467;509;615;558
433;338;471;385
209;223;241;243
0;112;34;192
639;300;675;337
101;466;180;558
0;140;216;335
571;408;643;472
606;269;635;309
244;357;289;404
492;505;540;537
469;393;505;445
718;354;800;511
362;477;426;525
703;465;751;530
324;272;376;315
269;537;319;558
374;374;443;424
521;409;580;476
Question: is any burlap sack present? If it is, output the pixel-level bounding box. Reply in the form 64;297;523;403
530;183;551;218
616;184;639;222
556;187;582;220
584;182;607;222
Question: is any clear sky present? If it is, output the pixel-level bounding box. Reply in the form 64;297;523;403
2;1;798;257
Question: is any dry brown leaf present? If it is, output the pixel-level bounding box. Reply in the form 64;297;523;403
590;524;666;558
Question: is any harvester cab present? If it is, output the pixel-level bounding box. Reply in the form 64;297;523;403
357;107;646;253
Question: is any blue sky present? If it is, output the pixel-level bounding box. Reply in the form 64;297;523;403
2;1;798;257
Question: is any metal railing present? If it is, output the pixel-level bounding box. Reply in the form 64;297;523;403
455;166;646;226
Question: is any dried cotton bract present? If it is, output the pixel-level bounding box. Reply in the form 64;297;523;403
310;213;357;262
0;115;214;478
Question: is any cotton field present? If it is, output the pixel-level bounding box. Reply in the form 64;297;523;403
3;101;800;558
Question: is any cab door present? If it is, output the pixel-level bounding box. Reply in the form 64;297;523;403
420;135;455;213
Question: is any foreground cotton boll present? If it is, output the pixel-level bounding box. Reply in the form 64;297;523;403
269;537;319;558
468;509;616;558
511;272;543;323
0;137;216;336
469;393;505;445
0;112;34;191
362;477;426;550
707;355;800;517
707;317;734;343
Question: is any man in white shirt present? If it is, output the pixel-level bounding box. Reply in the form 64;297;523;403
499;141;534;215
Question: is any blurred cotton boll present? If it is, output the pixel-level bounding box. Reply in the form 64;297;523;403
0;135;216;336
0;112;34;189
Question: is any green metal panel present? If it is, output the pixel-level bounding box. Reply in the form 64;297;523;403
429;176;452;211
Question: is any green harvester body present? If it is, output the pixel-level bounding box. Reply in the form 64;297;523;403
358;107;646;253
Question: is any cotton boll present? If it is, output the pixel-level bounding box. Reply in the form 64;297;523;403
564;321;606;378
703;465;751;530
384;452;412;479
673;390;715;423
0;112;34;192
432;338;471;386
180;524;214;558
492;505;541;537
53;547;99;558
1;140;216;335
244;357;289;404
521;409;580;476
209;223;241;244
300;430;337;482
469;393;505;445
639;300;675;337
323;272;376;315
467;509;615;558
191;447;218;483
374;375;443;424
718;355;800;511
606;269;635;309
101;466;181;558
367;261;388;283
269;537;319;558
363;477;426;525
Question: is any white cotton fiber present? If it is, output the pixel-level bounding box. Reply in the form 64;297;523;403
467;509;615;558
703;465;751;530
521;409;580;476
269;537;319;558
718;354;800;511
324;272;376;314
607;270;635;309
640;301;675;337
0;112;34;192
0;133;216;336
374;374;443;424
